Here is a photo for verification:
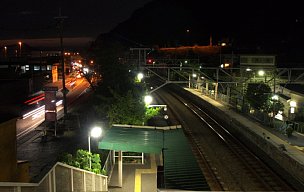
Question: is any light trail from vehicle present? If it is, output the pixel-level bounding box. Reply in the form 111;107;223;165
24;93;45;105
17;77;89;140
22;100;63;120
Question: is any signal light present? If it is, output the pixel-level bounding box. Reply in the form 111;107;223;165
147;59;153;64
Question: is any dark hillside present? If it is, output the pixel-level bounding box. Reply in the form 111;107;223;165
96;0;304;65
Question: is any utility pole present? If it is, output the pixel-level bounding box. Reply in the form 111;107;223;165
54;9;68;116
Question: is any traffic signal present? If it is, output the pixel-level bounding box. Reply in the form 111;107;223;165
147;58;153;64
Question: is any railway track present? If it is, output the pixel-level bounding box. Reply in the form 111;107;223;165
154;84;296;191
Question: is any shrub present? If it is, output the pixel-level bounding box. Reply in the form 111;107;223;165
59;149;106;175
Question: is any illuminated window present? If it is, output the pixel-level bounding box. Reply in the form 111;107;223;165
47;65;52;70
20;66;26;73
290;101;297;107
290;107;295;114
34;66;40;71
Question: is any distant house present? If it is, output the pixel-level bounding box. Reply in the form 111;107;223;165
240;55;276;68
239;54;276;81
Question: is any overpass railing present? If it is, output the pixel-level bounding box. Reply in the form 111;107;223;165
0;162;108;192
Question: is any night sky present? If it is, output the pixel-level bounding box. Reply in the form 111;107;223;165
0;0;153;40
1;0;304;53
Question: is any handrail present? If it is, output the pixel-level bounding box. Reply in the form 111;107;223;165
0;161;108;191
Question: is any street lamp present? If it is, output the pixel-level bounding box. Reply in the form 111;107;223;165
144;95;153;106
258;70;266;82
4;46;7;58
88;126;102;169
137;72;144;82
18;42;22;57
258;70;265;76
219;42;226;66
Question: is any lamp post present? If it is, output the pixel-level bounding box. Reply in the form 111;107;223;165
88;126;102;169
258;70;266;82
219;42;226;66
18;42;22;57
4;46;7;58
137;72;144;82
54;9;68;117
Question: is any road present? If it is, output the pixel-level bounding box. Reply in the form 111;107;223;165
16;77;90;140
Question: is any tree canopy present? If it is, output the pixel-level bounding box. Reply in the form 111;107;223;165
245;83;272;110
245;83;284;116
90;34;133;96
88;33;159;126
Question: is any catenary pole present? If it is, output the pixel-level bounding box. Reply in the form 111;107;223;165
54;8;68;116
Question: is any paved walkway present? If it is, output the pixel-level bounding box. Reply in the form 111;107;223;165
108;154;159;192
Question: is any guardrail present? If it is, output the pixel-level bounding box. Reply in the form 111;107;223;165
0;162;108;192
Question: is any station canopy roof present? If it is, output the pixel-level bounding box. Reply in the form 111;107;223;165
98;124;181;154
98;124;210;190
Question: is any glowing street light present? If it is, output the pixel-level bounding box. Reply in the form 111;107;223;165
137;72;144;82
88;126;102;169
18;41;22;56
272;95;279;101
258;70;265;76
219;42;226;65
4;46;7;57
144;95;153;106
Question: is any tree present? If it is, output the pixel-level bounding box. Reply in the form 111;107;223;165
91;33;134;96
245;83;271;110
107;90;159;125
144;107;161;123
245;83;285;118
264;98;284;116
88;33;160;126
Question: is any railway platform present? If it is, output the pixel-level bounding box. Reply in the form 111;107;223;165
184;88;304;149
184;87;304;187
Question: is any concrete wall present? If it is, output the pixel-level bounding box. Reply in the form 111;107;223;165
0;119;17;181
